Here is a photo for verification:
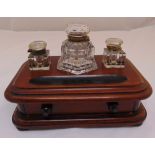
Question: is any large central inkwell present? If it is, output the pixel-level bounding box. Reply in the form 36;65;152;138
57;24;97;75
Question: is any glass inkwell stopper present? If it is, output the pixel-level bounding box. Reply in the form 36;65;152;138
57;24;97;75
103;38;126;68
28;41;50;71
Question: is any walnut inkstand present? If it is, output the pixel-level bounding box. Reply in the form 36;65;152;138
4;25;152;130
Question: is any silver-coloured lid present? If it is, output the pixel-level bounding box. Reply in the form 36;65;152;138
66;24;90;36
105;38;123;47
29;41;47;51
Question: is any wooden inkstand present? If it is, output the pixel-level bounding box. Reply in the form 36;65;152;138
4;27;152;130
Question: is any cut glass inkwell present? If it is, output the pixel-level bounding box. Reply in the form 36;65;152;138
57;24;97;74
28;41;50;71
103;38;126;68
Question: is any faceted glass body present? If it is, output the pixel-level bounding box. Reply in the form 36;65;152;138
57;24;97;75
103;38;126;68
28;51;50;70
103;49;126;68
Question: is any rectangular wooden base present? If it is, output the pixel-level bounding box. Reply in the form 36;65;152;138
5;56;152;130
12;104;146;130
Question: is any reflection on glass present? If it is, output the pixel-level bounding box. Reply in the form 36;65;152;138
28;41;50;71
57;24;97;75
103;38;126;68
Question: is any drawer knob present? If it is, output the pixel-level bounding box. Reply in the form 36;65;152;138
41;104;52;118
107;102;118;113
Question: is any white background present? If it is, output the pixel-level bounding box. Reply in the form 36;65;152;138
0;18;154;138
0;17;155;31
0;0;155;154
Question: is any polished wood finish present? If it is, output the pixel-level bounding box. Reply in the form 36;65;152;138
5;55;152;130
12;104;146;130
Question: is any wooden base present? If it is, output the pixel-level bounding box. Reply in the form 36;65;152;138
12;104;146;130
5;56;152;130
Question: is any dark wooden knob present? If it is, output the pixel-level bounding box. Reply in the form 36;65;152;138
107;102;118;113
41;104;52;118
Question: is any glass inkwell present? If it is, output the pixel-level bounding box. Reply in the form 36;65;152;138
57;24;97;75
28;41;50;71
103;38;126;68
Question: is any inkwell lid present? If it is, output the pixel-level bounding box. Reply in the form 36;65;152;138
28;41;47;55
106;38;123;51
66;24;90;42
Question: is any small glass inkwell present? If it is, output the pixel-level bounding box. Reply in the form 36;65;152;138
103;38;126;68
28;41;50;71
57;24;97;75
